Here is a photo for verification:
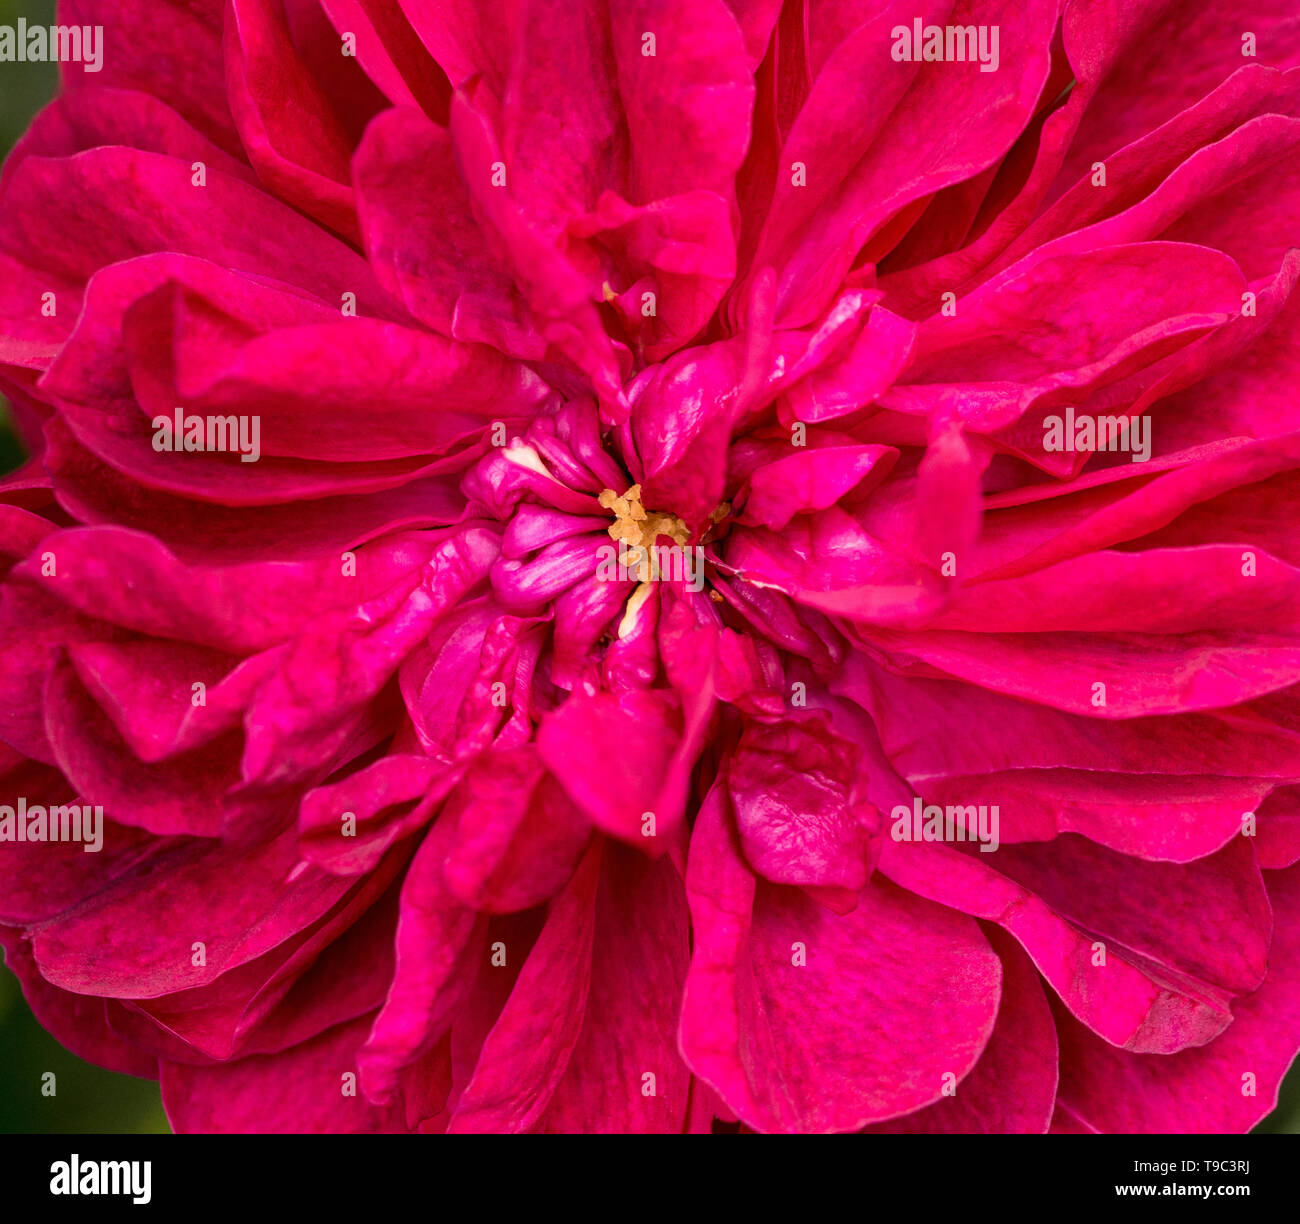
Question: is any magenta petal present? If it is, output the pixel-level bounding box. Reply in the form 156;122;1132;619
240;527;498;789
881;834;1270;1055
122;856;401;1061
741;445;897;530
441;746;593;912
0;147;390;309
537;689;687;846
0;927;158;1078
357;821;481;1103
162;1015;406;1133
1054;864;1300;1133
749;0;1059;326
1;87;255;192
225;0;359;239
29;825;354;998
728;712;875;890
59;0;239;153
446;843;602;1132
544;846;691;1132
865;927;1058;1134
608;0;753;205
354;106;541;356
44;658;232;837
299;754;454;875
679;786;1000;1132
1257;786;1300;869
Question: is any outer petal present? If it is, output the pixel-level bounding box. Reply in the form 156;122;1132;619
679;784;1001;1132
446;844;602;1132
162;1015;407;1133
1054;864;1300;1133
544;845;692;1132
864;926;1058;1133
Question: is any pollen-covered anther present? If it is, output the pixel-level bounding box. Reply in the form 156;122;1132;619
599;484;689;582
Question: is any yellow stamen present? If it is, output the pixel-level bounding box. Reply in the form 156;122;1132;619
599;484;690;583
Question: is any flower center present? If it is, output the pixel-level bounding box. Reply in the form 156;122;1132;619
598;484;690;582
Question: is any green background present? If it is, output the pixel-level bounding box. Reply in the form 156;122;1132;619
0;0;1296;1136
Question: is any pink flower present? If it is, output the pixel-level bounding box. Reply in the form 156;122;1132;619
1;0;1299;1134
